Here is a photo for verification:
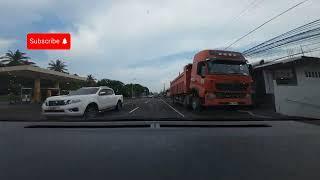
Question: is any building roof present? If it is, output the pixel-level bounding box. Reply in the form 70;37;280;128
0;65;86;81
253;56;320;70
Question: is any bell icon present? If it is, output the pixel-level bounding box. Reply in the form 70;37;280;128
62;38;68;44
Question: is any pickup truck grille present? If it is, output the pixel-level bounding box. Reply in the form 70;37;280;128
216;83;248;91
216;92;246;99
48;100;65;106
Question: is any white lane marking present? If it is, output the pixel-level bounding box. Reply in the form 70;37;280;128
129;107;140;114
160;98;185;118
238;110;271;118
144;100;150;104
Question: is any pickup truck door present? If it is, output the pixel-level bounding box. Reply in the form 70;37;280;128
104;89;116;108
97;89;110;110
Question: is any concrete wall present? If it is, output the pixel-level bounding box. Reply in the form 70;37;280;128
274;63;320;119
263;70;274;94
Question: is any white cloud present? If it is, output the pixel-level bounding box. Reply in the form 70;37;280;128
0;38;15;52
1;0;320;91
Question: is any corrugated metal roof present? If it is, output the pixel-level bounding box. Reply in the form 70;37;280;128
253;56;320;69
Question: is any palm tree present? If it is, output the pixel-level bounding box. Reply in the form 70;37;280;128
86;74;97;87
0;50;34;66
48;59;68;73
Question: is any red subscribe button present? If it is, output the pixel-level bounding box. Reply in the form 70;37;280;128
27;33;71;50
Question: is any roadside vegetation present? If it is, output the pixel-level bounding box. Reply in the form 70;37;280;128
0;49;150;98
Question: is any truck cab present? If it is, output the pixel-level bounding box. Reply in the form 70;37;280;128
190;50;252;108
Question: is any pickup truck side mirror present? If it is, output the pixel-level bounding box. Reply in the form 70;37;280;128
99;91;107;96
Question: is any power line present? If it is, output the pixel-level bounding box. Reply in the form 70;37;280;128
214;0;264;40
235;0;263;20
243;19;320;54
242;18;320;57
224;0;310;50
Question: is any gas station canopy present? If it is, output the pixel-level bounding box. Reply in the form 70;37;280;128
0;65;86;103
0;65;86;82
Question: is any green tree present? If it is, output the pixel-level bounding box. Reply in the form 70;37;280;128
48;59;68;73
0;50;34;66
97;79;125;94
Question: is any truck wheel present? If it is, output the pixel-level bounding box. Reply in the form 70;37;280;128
84;105;98;120
116;101;122;111
191;97;201;112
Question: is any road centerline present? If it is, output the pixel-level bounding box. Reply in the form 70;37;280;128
160;98;185;118
129;107;140;114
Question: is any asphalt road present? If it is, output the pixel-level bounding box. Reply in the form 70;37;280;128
0;97;289;121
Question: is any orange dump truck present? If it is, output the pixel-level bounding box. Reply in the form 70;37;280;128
170;50;253;111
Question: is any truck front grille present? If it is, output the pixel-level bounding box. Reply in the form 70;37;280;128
215;92;246;99
215;83;248;91
48;100;65;106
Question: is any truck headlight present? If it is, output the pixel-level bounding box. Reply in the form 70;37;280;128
65;99;81;104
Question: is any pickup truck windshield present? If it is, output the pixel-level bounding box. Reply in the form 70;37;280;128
69;88;99;95
207;60;249;75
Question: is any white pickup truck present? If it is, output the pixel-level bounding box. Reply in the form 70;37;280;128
42;86;123;120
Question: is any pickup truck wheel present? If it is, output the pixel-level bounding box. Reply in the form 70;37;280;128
84;105;98;120
191;96;201;112
116;101;122;111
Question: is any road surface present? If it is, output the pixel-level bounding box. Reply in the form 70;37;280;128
0;97;289;121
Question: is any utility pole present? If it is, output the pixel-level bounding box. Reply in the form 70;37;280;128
300;45;305;56
131;83;133;98
131;78;136;98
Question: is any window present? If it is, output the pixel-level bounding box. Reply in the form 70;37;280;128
197;62;206;76
274;68;297;85
305;71;320;79
106;89;114;95
69;87;99;95
207;60;249;75
99;89;108;96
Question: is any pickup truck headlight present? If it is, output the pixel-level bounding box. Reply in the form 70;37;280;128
65;99;81;105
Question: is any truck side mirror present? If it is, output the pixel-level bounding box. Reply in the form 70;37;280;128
99;91;106;96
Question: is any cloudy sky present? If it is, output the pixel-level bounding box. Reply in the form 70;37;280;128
0;0;319;91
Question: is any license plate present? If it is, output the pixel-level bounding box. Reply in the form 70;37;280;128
229;102;238;105
48;106;60;110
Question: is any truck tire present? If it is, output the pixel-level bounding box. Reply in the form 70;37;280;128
191;96;202;112
84;104;98;120
116;101;122;111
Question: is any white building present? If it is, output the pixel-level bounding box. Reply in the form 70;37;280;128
253;56;320;119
